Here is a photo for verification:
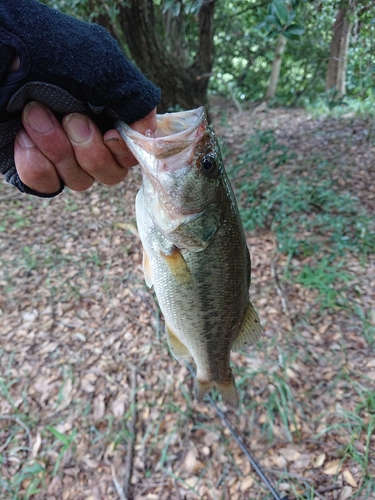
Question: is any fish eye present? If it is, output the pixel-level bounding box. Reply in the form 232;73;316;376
200;155;218;178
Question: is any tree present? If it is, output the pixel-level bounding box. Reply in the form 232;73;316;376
117;0;216;112
326;1;356;96
257;0;304;101
43;0;216;112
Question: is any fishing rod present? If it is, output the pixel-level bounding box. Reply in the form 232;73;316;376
186;363;288;500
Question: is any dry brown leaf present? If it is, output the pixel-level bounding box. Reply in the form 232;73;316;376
93;394;106;422
240;476;254;492
47;475;63;496
183;448;197;473
32;432;42;458
56;378;73;411
111;396;126;419
279;447;301;462
312;453;326;468
323;458;342;475
338;486;353;500
342;469;358;488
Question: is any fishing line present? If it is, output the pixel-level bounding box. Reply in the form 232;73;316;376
186;363;288;500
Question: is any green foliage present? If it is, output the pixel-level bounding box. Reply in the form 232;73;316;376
46;425;78;476
162;0;202;16
256;0;304;41
42;0;375;106
296;258;351;309
227;130;375;259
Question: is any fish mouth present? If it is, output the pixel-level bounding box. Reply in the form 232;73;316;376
116;107;207;162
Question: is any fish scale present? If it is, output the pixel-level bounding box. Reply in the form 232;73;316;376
116;107;262;407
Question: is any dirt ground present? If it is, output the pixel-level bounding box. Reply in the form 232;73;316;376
0;102;374;500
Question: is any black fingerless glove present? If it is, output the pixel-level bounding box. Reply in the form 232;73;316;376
0;0;160;197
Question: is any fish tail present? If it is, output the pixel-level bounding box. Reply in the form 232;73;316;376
196;380;211;403
216;379;239;408
196;378;239;408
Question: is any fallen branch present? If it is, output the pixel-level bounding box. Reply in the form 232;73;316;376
270;259;290;316
111;465;128;500
123;363;138;499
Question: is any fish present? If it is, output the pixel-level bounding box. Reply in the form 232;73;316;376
116;107;262;407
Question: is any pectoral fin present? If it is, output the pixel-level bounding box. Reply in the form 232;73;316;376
142;250;153;288
160;247;192;285
166;324;191;360
231;301;262;352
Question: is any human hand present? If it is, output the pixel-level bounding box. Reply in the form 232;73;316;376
14;102;157;195
0;0;160;196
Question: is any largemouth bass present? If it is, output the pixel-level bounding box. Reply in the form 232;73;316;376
116;107;261;407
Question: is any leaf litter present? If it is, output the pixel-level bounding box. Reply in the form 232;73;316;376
0;100;374;499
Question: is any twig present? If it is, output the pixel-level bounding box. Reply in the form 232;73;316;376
173;478;183;500
270;260;290;317
123;363;138;499
0;415;33;453
111;465;128;500
317;484;342;494
226;83;243;113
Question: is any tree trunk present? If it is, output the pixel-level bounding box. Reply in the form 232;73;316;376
265;34;287;100
326;3;355;96
117;0;216;112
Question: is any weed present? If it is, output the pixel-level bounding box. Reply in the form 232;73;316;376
46;425;77;476
307;96;375;120
295;257;351;310
234;349;303;442
228;130;375;258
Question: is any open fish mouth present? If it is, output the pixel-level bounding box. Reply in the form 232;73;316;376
116;107;206;162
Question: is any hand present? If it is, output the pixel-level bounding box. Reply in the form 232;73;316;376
14;102;157;195
1;0;160;196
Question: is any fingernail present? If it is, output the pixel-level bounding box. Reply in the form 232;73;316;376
24;102;54;134
64;114;91;143
104;137;129;158
16;130;35;149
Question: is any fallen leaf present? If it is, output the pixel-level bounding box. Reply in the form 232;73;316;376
32;432;42;458
323;458;342;475
56;378;73;411
240;476;254;492
279;447;301;462
111;396;126;419
93;394;106;422
183;447;197;473
338;486;353;500
313;453;326;468
343;469;358;488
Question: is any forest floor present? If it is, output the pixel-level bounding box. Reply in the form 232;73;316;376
0;100;374;500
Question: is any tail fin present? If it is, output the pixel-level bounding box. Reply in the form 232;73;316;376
196;378;239;408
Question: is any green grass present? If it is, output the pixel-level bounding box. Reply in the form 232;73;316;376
314;381;375;498
307;95;375;120
226;130;375;259
295;257;352;310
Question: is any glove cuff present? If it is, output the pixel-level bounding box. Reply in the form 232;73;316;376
22;178;65;198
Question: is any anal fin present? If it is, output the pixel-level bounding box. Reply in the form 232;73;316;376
166;324;191;360
231;301;262;352
142;249;153;288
